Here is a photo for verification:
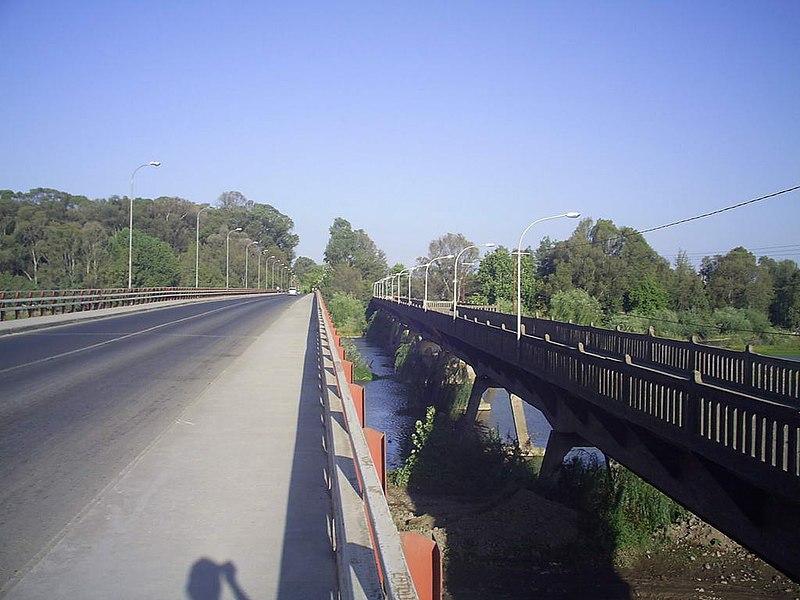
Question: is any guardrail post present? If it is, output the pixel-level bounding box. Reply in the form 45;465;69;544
364;428;386;492
350;383;366;428
401;532;442;600
342;359;354;384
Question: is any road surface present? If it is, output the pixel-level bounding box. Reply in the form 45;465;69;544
0;294;333;596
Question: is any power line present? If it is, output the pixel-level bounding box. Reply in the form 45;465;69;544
637;184;800;235
553;184;800;255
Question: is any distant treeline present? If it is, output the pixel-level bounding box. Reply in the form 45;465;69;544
0;188;299;290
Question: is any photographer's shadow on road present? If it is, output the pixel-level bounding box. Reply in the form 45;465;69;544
186;558;250;600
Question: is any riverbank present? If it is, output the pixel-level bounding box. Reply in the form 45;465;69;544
387;482;799;599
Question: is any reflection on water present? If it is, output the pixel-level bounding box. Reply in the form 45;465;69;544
351;338;416;469
352;337;603;468
477;388;551;447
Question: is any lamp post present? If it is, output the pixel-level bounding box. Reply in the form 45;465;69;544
423;254;455;311
516;212;580;340
128;161;160;289
453;243;496;319
195;205;211;288
258;250;268;289
244;241;259;288
226;227;243;289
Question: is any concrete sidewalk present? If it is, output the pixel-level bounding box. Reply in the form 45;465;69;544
4;294;337;599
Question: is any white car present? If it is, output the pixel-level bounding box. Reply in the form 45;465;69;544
288;287;298;295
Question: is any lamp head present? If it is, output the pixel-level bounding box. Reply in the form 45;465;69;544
235;227;243;232
148;161;161;167
565;212;580;219
484;242;497;248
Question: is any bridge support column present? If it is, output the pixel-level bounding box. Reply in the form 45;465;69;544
510;394;536;455
540;431;587;479
462;375;494;423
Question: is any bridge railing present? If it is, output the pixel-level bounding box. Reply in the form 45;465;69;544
316;292;422;599
377;299;800;501
454;305;800;405
0;287;276;321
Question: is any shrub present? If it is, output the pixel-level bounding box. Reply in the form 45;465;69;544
326;292;368;336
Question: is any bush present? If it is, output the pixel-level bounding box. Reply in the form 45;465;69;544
326;292;368;336
550;289;603;325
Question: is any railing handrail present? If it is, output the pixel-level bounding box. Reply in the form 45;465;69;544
450;303;800;404
373;298;800;502
0;287;280;321
317;292;418;599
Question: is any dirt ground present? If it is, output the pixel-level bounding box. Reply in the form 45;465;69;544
387;484;800;600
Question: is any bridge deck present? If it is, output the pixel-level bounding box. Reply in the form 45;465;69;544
4;295;337;599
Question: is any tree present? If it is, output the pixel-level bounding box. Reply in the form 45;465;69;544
701;247;773;312
217;191;253;210
669;251;707;312
474;247;516;312
323;218;387;299
419;233;475;302
550;289;603;325
105;229;181;287
624;276;669;315
760;257;800;330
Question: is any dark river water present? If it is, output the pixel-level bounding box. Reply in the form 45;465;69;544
352;338;602;468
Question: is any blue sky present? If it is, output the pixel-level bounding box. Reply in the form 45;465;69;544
2;1;798;267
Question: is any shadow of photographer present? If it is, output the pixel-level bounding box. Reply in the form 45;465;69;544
186;558;250;600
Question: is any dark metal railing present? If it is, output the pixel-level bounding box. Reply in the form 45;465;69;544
0;287;277;321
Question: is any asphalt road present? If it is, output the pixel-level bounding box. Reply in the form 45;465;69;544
0;295;296;592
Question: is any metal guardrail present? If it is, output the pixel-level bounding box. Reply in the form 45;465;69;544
0;287;277;321
316;292;420;599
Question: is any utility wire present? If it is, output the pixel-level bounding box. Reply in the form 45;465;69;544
637;184;800;235
550;184;800;255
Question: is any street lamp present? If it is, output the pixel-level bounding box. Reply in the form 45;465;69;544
266;255;277;289
516;212;580;340
128;160;160;289
195;205;211;288
244;241;259;288
258;250;268;289
226;227;243;289
453;243;496;319
423;254;455;311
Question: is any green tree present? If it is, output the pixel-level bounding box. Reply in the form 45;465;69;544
624;276;669;315
760;257;800;330
550;288;603;325
701;247;773;312
105;229;181;287
669;251;707;312
323;218;387;299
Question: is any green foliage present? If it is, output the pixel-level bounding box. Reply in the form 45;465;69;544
712;306;773;344
106;229;181;287
323;217;387;300
701;247;773;312
390;406;436;487
326;292;368;336
339;337;373;381
547;457;687;554
624;276;669;315
0;188;299;290
390;408;535;495
549;288;603;325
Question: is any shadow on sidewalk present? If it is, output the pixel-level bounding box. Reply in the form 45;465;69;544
186;558;250;600
276;296;337;598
